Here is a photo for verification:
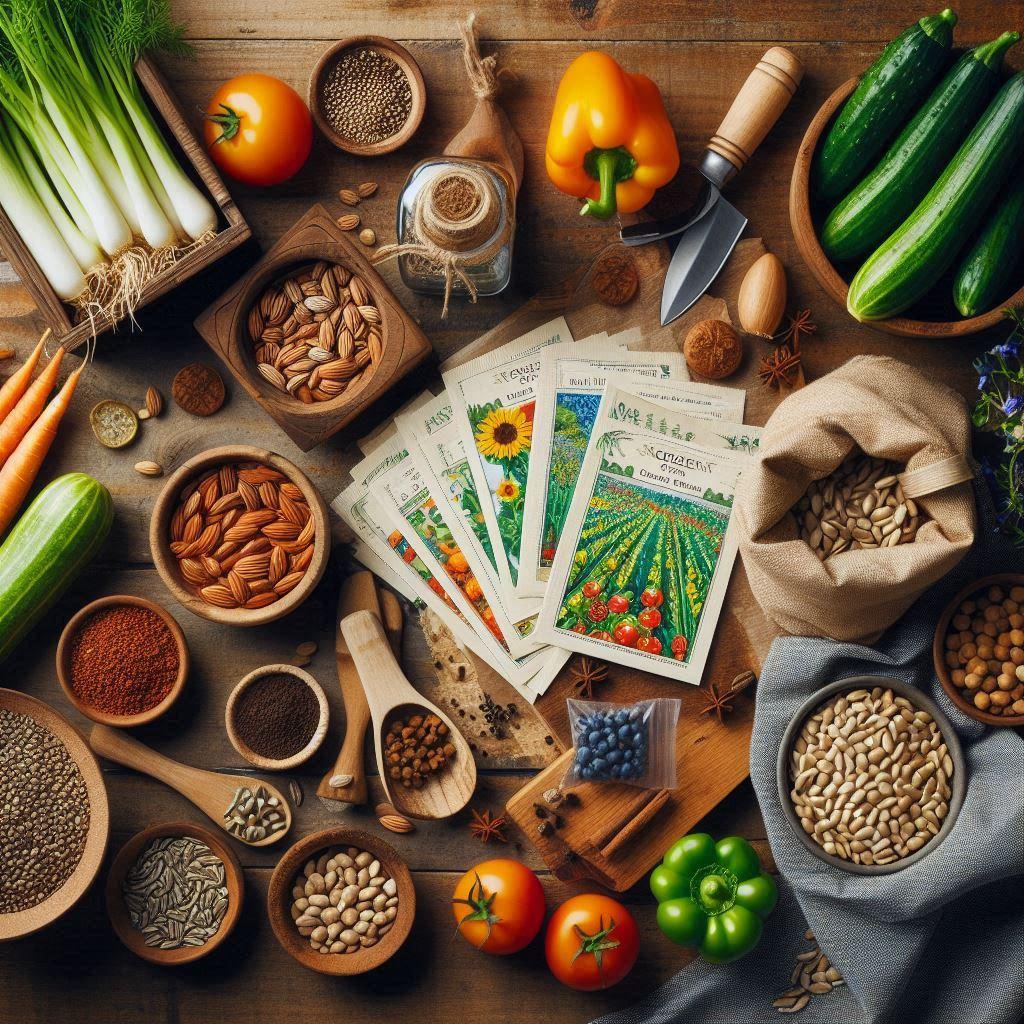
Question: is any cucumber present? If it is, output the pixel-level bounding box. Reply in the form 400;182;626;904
848;72;1024;321
822;32;1018;263
953;173;1024;316
813;9;957;205
0;473;112;664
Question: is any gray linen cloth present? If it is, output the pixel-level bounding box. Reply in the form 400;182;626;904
595;483;1024;1024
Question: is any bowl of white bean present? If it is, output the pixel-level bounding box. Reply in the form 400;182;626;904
267;827;414;974
777;676;966;874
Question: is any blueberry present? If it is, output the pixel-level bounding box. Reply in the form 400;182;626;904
622;748;633;761
607;750;621;765
596;741;609;756
576;745;590;763
588;730;602;746
592;757;606;772
618;724;632;741
628;707;642;722
615;710;628;726
581;766;593;780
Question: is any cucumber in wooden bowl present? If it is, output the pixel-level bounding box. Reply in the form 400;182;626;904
953;174;1024;317
0;473;112;664
813;8;958;205
848;72;1024;322
822;31;1019;263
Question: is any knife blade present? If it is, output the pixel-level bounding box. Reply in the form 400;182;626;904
660;198;747;325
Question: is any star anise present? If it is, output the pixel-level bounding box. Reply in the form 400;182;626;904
468;807;508;844
700;682;740;723
569;655;609;698
776;308;817;348
758;337;802;390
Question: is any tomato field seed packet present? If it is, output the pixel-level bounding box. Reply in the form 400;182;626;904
441;317;573;600
394;390;542;652
520;343;696;597
536;381;751;684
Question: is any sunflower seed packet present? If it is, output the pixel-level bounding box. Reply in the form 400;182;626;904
441;316;573;599
535;381;751;684
519;343;695;597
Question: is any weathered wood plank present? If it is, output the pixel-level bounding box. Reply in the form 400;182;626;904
171;0;1023;44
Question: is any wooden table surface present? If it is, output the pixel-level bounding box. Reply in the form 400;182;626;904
2;2;1021;1021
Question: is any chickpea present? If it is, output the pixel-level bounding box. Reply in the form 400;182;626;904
991;690;1012;707
1011;647;1024;665
945;633;961;651
982;676;998;693
1003;661;1017;677
963;673;982;690
988;586;1005;603
974;691;991;711
952;613;971;631
972;617;986;633
983;622;999;638
1004;600;1019;614
994;645;1010;661
1011;613;1024;629
945;651;959;669
1010;586;1024;602
984;605;1001;623
1017;664;1024;683
1011;629;1024;647
1013;685;1024;700
951;669;966;685
977;597;991;611
960;642;977;660
998;674;1016;691
960;599;976;615
1013;699;1024;715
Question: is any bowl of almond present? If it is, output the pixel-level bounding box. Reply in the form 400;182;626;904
149;445;330;626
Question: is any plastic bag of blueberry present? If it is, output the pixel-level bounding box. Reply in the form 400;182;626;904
564;697;681;790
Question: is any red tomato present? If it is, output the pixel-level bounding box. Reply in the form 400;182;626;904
542;547;557;560
607;594;630;614
588;630;613;641
640;587;664;608
613;623;639;647
570;622;587;634
636;635;662;654
204;74;312;186
452;860;545;955
546;894;639;991
670;634;688;657
587;601;609;623
638;608;662;629
402;547;417;564
582;581;602;599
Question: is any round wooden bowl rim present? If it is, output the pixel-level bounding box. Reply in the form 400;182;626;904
932;573;1024;727
55;594;190;727
0;688;109;941
267;827;415;974
105;820;245;965
789;77;1024;339
225;663;330;770
308;35;426;157
149;446;330;627
777;675;967;875
233;255;388;415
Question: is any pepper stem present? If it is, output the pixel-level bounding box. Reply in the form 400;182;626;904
204;103;243;144
699;874;731;912
581;147;637;221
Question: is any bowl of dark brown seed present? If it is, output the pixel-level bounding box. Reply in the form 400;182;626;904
777;676;966;875
309;36;426;156
0;689;109;940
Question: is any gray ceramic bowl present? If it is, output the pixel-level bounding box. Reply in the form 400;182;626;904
777;675;967;875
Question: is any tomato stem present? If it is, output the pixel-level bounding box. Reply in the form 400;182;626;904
204;103;242;144
570;915;621;980
451;873;502;949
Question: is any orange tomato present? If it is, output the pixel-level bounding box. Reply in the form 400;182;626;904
446;550;470;574
452;859;545;955
545;893;639;990
204;74;312;186
464;577;484;601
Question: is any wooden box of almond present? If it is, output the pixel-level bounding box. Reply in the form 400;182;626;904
194;205;433;451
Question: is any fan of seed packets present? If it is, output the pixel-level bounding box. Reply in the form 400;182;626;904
335;318;762;696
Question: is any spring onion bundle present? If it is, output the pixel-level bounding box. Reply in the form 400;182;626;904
0;0;217;321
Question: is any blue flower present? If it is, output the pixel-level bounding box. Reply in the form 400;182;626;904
1004;395;1024;416
993;339;1022;361
978;373;990;391
974;353;994;375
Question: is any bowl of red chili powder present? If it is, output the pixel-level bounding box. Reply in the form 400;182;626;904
225;664;329;770
56;596;189;727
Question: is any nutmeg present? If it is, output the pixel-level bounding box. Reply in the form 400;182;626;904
683;319;743;380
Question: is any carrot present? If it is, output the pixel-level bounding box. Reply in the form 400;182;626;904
0;345;65;468
0;364;83;536
0;330;49;423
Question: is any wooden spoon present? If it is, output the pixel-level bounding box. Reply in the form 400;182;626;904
89;724;291;847
340;609;476;820
317;573;404;809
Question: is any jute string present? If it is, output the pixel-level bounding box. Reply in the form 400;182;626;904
372;13;510;318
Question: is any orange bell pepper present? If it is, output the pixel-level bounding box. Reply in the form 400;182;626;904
545;51;680;221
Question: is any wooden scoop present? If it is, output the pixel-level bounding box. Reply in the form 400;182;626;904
340;609;476;820
317;572;403;808
89;724;291;847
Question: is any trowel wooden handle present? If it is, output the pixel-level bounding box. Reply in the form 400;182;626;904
707;47;803;173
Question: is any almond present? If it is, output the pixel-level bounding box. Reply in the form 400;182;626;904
378;813;415;835
339;188;360;206
134;460;163;477
144;386;163;418
274;570;306;595
227;570;250;605
269;545;288;583
263;521;301;541
245;592;280;609
357;181;378;199
238;480;261;512
200;584;237;608
233;554;271;581
336;213;360;231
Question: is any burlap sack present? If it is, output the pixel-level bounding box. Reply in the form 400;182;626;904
735;355;975;641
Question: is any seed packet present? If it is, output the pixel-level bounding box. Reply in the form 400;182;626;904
441;316;573;599
394;389;541;648
535;381;749;685
564;697;681;790
521;343;701;597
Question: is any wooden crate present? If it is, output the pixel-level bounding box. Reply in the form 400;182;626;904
0;56;251;351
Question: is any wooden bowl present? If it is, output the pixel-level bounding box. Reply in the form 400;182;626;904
777;676;967;875
106;820;244;965
790;77;1024;339
933;573;1024;727
194;206;433;452
0;689;109;940
267;828;415;975
56;595;189;727
308;36;426;156
149;445;330;626
225;663;330;770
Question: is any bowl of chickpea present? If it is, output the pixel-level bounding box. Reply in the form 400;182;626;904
934;574;1024;727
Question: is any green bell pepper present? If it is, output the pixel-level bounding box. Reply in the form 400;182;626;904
650;833;777;964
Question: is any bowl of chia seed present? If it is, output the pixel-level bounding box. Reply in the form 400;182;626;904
309;35;426;156
0;689;109;940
